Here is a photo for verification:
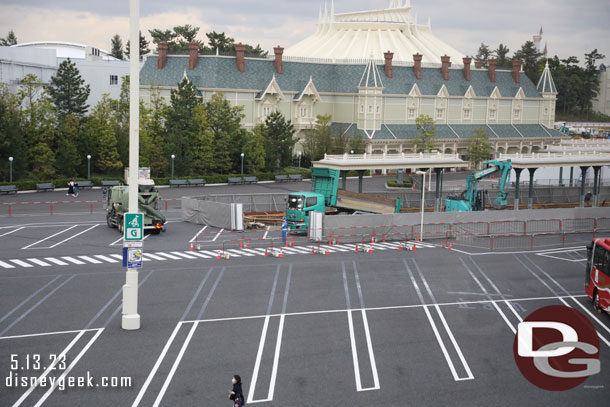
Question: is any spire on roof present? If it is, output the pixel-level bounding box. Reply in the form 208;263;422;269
182;69;189;82
358;59;384;89
536;60;557;94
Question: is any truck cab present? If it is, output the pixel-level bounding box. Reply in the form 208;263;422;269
285;192;325;231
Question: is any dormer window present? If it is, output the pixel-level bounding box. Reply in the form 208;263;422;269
408;108;416;119
463;109;471;119
436;108;444;120
300;107;308;118
513;108;521;120
489;105;497;120
263;106;271;117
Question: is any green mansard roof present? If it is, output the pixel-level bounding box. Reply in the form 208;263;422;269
141;55;542;98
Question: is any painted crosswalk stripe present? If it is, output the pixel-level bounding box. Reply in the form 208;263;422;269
10;259;33;268
200;250;221;258
228;249;252;256
249;248;269;256
327;245;350;252
170;251;198;259
373;242;396;250
320;245;338;252
289;246;314;253
78;256;102;264
142;253;166;261
189;252;211;259
155;252;182;260
61;256;85;265
44;257;69;266
242;248;264;256
278;247;302;254
26;258;51;267
0;260;16;269
94;255;119;263
109;254;124;261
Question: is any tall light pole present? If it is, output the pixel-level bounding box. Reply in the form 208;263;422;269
86;155;91;179
122;0;141;331
298;151;302;168
171;154;175;179
240;153;245;176
8;157;13;183
416;170;427;241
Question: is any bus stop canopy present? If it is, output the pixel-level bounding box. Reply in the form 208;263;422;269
312;153;469;171
498;151;610;169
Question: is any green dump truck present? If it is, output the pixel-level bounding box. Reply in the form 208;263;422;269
105;168;166;234
286;167;401;231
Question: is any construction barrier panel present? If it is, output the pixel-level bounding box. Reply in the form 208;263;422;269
182;197;243;230
489;220;525;235
525;219;562;234
563;218;596;233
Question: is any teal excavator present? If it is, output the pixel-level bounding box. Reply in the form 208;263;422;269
445;160;512;212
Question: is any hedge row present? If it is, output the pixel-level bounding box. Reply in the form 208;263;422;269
386;180;414;188
0;168;312;191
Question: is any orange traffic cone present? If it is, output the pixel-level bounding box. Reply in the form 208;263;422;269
326;250;330;255
412;243;417;252
279;249;284;258
216;250;221;259
355;244;359;252
190;242;194;251
449;242;453;250
265;248;268;257
240;241;243;249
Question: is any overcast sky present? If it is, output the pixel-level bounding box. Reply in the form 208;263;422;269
1;0;608;65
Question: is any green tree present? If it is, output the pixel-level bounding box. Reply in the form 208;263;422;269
466;127;491;168
18;75;57;178
165;77;200;175
148;29;177;44
513;40;543;83
580;49;605;116
110;34;124;60
264;111;296;170
495;43;510;67
245;125;267;172
1;29;17;46
191;105;216;174
206;31;234;52
205;93;246;173
348;132;366;154
415;114;436;152
146;86;169;176
55;114;82;177
47;58;90;119
0;84;26;181
302;114;334;161
87;95;122;173
475;43;491;66
126;31;150;58
173;25;202;50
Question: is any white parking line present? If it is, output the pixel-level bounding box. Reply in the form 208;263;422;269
189;226;208;243
21;225;78;250
212;228;224;242
25;258;51;267
12;329;88;407
61;256;85;265
262;226;270;240
34;329;104;407
77;256;102;264
0;226;24;238
48;224;99;248
9;259;33;268
44;257;69;266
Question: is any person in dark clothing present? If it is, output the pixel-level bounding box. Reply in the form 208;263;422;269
228;374;245;406
585;191;592;206
66;181;74;196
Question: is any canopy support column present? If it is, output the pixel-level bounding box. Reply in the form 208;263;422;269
559;167;563;187
514;168;523;211
397;168;404;184
593;166;601;207
341;170;347;190
528;168;537;210
434;168;442;212
357;170;364;193
580;166;589;207
569;167;574;187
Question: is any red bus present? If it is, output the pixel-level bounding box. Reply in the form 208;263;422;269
586;238;610;313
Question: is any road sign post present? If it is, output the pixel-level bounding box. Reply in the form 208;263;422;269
123;0;141;331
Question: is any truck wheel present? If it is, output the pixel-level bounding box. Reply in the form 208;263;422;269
106;215;115;228
593;290;602;313
118;217;124;234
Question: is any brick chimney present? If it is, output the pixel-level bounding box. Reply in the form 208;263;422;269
188;42;198;70
512;59;521;83
274;46;284;74
235;43;246;72
488;58;497;82
441;55;450;80
462;57;472;81
157;41;168;70
384;51;394;78
474;59;483;68
413;53;422;80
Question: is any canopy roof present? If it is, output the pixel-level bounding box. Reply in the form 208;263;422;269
313;152;469;171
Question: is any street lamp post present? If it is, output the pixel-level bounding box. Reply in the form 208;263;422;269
171;154;175;179
298;151;302;168
416;170;427;241
240;153;245;176
86;155;91;179
8;157;13;183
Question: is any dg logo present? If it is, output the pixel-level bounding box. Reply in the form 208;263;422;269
513;305;600;391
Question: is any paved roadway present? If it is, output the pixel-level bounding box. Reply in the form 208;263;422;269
0;181;609;406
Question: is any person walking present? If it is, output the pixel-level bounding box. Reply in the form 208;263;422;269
73;180;79;197
67;180;74;196
228;374;246;406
